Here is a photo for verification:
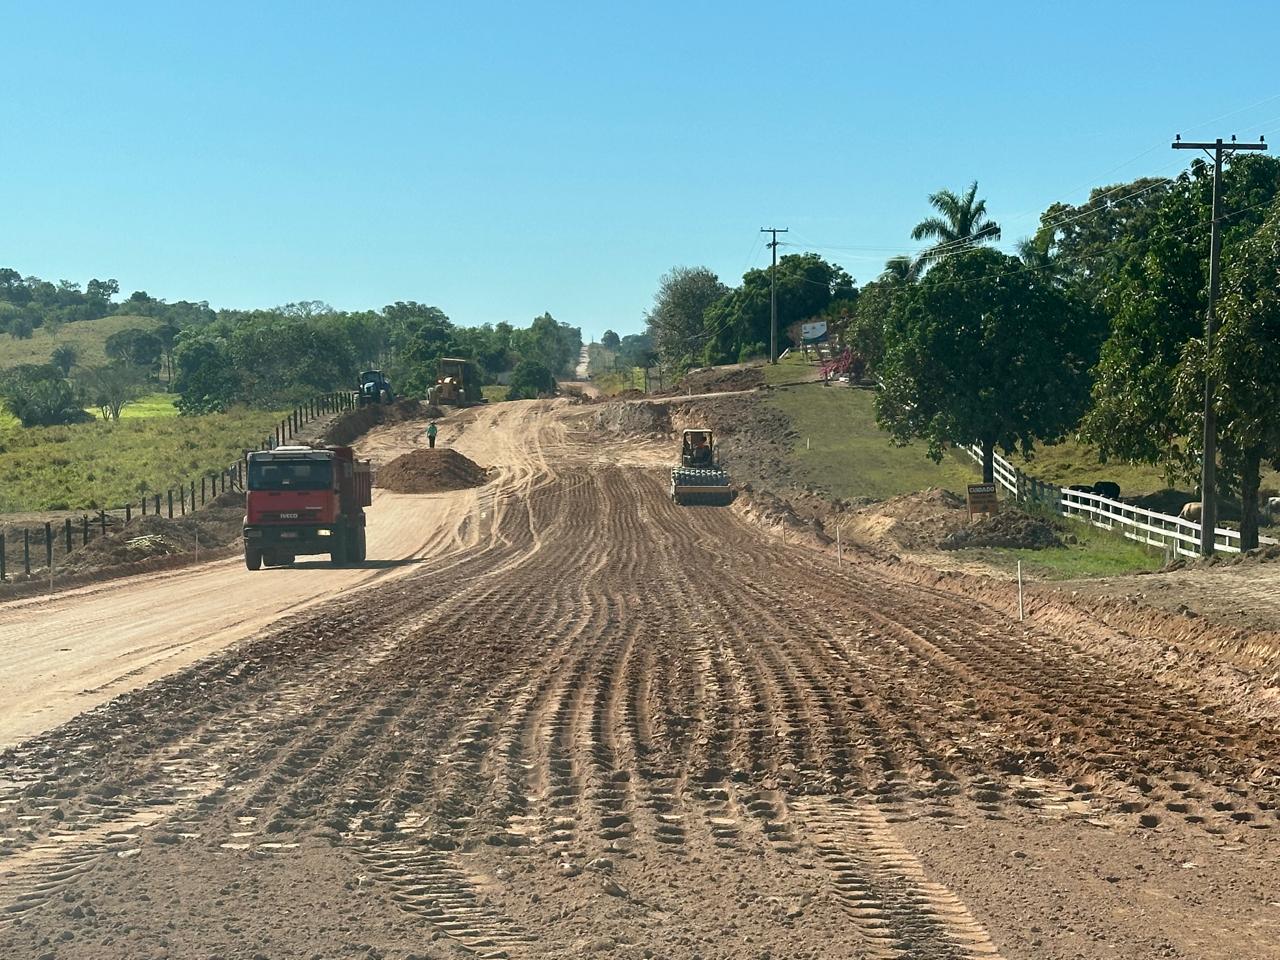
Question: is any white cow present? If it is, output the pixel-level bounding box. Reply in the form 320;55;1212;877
1178;501;1202;523
1264;496;1280;524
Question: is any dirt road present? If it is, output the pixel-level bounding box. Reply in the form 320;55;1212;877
0;405;555;748
2;401;1279;959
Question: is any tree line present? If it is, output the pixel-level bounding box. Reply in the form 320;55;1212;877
1;273;583;424
645;157;1280;547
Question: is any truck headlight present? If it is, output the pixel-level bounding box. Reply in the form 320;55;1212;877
318;529;332;537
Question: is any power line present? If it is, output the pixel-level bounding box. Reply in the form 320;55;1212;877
1172;133;1268;556
761;227;788;364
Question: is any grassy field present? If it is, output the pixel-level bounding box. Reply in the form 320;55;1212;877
0;406;285;511
768;384;978;500
0;314;163;370
950;506;1165;580
763;351;820;385
767;380;1171;578
94;391;179;420
590;368;648;395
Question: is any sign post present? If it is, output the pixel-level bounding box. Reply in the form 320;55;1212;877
966;483;999;520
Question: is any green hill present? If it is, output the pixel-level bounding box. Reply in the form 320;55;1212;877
0;314;164;370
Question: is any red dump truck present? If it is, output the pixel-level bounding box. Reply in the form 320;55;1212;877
242;444;372;570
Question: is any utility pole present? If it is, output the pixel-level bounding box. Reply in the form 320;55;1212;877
761;227;788;363
1171;134;1267;555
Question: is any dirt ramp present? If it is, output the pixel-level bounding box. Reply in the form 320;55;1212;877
376;449;488;493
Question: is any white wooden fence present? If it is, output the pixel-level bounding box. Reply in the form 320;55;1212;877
964;445;1276;559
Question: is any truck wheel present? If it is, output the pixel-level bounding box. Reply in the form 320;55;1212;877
352;527;367;563
245;546;263;571
330;530;346;566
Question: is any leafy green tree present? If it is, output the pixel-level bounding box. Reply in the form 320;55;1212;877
1030;176;1171;305
51;344;78;377
910;181;1001;270
511;312;580;376
616;332;657;370
155;319;180;387
1172;201;1280;548
83;363;146;421
386;302;458;395
1083;155;1280;479
174;336;239;414
11;317;33;340
0;366;88;427
700;254;854;366
645;266;728;365
876;248;1100;482
105;327;162;369
507;359;556;400
600;329;621;351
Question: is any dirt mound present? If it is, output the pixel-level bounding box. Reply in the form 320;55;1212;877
375;449;488;493
941;508;1065;551
672;364;764;395
841;487;967;551
322;399;427;446
54;494;246;576
592;400;672;436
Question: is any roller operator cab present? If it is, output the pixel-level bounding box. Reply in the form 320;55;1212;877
242;445;373;570
671;428;734;505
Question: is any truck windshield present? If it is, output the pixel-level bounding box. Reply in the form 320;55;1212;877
248;458;333;491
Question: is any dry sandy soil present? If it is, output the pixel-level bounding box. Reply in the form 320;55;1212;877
2;399;1280;960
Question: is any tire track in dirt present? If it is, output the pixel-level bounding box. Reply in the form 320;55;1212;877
6;423;1280;959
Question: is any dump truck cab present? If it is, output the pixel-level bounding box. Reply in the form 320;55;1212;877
242;445;372;569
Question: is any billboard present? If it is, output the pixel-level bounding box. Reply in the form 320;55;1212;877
801;321;828;343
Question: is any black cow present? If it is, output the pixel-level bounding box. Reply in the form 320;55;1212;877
1093;481;1121;501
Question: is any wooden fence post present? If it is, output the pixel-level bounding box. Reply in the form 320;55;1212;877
45;522;53;570
190;480;195;511
180;486;186;516
23;530;31;575
154;493;161;516
201;476;206;505
82;516;89;545
168;490;174;519
0;532;5;581
99;512;107;537
64;519;72;552
125;504;131;524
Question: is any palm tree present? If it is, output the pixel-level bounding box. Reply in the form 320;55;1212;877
51;344;78;378
1015;234;1056;276
910;181;1001;270
881;255;920;284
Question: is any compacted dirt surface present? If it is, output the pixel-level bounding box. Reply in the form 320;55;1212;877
2;400;1280;960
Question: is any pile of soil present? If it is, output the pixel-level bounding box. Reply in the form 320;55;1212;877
57;491;246;574
322;399;427;446
671;364;764;395
592;401;672;436
940;508;1065;551
375;449;488;493
841;488;967;551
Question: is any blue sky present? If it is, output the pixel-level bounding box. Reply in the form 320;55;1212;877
3;1;1279;337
